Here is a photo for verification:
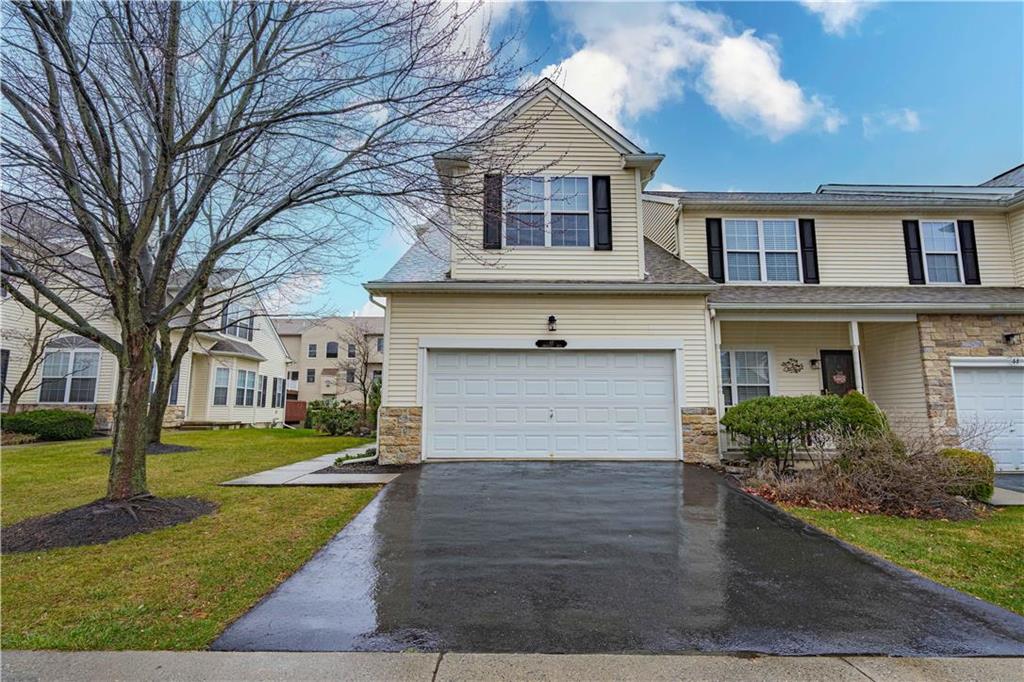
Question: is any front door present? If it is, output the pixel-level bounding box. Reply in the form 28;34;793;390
820;350;857;396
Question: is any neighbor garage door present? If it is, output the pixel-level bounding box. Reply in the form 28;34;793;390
953;364;1024;472
424;349;678;460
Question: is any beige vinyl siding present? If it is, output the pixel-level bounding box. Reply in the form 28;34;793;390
860;322;928;425
285;318;384;404
1009;207;1024;286
189;355;210;420
719;321;851;397
449;94;643;281
383;293;712;407
682;211;1017;286
642;199;678;255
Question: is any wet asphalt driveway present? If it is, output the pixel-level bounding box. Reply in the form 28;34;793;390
213;463;1024;656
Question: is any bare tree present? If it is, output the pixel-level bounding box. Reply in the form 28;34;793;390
337;318;378;419
2;288;64;414
1;0;542;501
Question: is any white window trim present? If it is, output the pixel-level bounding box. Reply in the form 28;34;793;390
720;348;774;407
723;218;803;284
212;366;231;406
918;218;964;286
502;175;595;249
39;347;101;404
235;369;256;407
306;368;316;383
307;343;317;358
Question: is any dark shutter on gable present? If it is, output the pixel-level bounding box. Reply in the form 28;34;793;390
593;176;612;250
957;220;981;285
798;218;820;284
705;218;724;283
902;220;925;285
483;174;502;249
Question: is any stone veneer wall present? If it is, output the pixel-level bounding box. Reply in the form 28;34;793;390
917;314;1024;438
378;406;423;464
681;407;720;465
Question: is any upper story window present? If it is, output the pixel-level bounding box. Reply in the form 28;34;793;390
347;343;356;358
345;368;356;383
724;219;801;283
376;337;384;353
307;343;317;358
326;341;339;358
306;368;316;383
921;221;961;283
223;302;254;340
39;339;100;403
504;176;592;248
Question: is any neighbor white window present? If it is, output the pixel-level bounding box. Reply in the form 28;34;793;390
213;367;230;406
223;302;253;340
307;343;317;358
39;341;100;403
720;350;771;407
376;337;384;353
235;369;256;406
345;368;355;383
920;220;962;283
725;219;801;282
504;176;591;247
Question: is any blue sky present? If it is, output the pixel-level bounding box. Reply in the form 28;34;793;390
307;1;1023;317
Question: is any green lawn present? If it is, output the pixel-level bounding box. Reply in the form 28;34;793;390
1;429;375;650
789;506;1024;616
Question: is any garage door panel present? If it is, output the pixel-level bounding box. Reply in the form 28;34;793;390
954;365;1023;472
426;349;678;460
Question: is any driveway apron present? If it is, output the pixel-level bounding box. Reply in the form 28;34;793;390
213;463;1024;655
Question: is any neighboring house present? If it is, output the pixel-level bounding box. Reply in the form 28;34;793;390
1;214;292;431
274;316;384;405
365;79;1024;472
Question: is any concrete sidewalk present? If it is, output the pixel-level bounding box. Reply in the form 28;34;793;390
220;444;399;487
3;651;1023;681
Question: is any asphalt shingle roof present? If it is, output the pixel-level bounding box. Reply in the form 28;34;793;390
210;338;267;361
980;163;1024;188
710;286;1024;308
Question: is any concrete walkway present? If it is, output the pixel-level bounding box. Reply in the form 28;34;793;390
3;651;1022;682
990;486;1024;506
221;444;399;487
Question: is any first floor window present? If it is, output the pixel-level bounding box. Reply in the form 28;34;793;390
372;369;382;384
213;367;230;405
235;369;256;406
288;370;299;381
721;350;771;407
345;368;355;383
725;219;800;282
271;377;286;408
39;340;100;403
921;220;962;283
149;362;180;405
1;349;9;402
257;375;268;408
306;368;316;383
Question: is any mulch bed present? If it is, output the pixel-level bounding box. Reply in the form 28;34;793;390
1;496;217;554
97;443;197;456
313;463;418;475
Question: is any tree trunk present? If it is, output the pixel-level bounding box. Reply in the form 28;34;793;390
6;396;20;415
107;334;153;501
146;329;174;445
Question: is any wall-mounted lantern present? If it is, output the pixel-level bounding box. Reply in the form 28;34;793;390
809;357;821;369
548;315;557;332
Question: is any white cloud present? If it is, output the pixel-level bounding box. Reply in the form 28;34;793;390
862;108;922;138
699;31;844;141
539;3;842;142
650;182;686;192
800;1;876;36
352;298;386;317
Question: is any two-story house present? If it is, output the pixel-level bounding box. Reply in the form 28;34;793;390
274;316;384;406
365;79;1024;472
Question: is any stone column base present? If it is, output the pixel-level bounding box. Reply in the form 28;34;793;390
681;407;720;465
378;405;423;464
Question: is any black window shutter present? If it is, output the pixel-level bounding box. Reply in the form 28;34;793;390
705;218;724;283
593;176;613;250
902;220;925;285
957;220;981;285
798;219;820;284
483;174;502;249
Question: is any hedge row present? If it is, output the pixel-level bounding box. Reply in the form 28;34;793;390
1;409;95;441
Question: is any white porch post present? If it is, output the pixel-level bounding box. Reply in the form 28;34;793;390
849;320;867;395
713;313;724;456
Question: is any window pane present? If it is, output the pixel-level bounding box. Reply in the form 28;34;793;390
922;221;957;252
68;378;97;402
765;252;800;281
505;176;545;213
551;213;590;246
725;220;759;250
39;377;66;402
737;385;771;402
42;351;69;378
926;254;960;283
720;351;732;383
727;252;761;281
72;352;98;378
506;213;545;246
762;220;797;250
734;351;770;384
722;386;733;407
551;177;588;212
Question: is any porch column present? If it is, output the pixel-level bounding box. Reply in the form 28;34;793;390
713;314;724;456
849;320;867;395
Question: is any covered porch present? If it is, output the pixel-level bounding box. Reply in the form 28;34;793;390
711;311;929;455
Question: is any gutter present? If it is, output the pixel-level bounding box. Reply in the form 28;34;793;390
365;281;718;295
709;301;1024;313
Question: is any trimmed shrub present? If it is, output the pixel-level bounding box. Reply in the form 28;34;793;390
837;391;888;436
1;409;94;441
940;447;995;501
720;394;842;466
307;399;360;436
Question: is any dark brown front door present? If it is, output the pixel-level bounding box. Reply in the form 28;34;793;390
820;350;857;395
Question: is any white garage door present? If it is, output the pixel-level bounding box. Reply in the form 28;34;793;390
953;365;1024;472
424;349;678;460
